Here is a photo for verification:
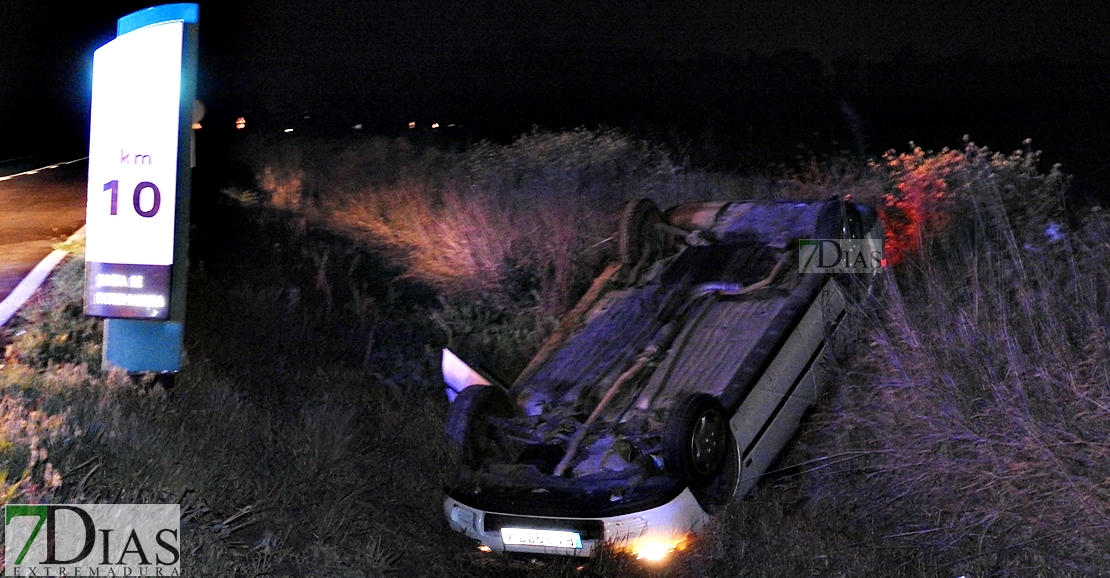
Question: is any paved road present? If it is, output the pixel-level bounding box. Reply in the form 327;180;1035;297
0;159;88;302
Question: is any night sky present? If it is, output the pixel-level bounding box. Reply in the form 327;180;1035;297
2;1;1108;194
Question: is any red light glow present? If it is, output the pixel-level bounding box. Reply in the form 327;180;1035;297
879;147;960;266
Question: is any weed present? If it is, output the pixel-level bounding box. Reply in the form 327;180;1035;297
4;257;102;371
799;140;1109;574
2;130;1103;576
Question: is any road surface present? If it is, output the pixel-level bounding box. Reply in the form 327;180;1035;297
0;159;88;303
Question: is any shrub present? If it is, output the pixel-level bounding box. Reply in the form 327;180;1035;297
874;138;1069;265
802;140;1108;574
247;128;737;377
317;128;685;315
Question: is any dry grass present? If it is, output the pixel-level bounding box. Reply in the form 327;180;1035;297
245;128;762;377
249;128;759;317
796;142;1110;575
1;131;1106;576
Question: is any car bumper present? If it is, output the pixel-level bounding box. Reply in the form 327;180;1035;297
444;487;710;559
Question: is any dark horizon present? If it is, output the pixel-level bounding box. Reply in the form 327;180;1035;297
2;1;1108;200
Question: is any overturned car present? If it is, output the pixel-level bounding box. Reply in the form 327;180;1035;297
441;198;882;560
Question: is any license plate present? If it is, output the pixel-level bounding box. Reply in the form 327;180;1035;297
501;527;583;549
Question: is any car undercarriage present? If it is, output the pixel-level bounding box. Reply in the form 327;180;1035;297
443;198;882;557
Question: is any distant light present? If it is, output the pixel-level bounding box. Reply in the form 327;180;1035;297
283;128;294;133
235;117;246;130
477;545;492;553
352;123;363;130
431;122;440;129
408;121;416;129
191;122;202;130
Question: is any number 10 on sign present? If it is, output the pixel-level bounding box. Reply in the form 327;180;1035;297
102;180;162;218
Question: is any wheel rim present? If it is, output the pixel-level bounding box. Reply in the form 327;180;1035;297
689;410;727;475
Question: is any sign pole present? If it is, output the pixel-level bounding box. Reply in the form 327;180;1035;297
85;4;199;374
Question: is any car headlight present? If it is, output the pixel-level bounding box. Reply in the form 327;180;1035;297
628;534;690;563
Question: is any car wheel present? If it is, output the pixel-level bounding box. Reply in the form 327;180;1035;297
618;198;662;265
691;433;739;514
445;385;514;468
663;393;730;488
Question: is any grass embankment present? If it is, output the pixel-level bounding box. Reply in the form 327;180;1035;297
1;130;1106;576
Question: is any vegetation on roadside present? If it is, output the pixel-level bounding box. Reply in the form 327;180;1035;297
240;128;766;377
0;128;1106;576
801;141;1108;574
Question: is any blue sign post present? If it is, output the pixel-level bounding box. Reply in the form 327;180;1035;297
85;4;198;373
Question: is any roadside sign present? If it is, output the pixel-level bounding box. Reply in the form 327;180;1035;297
84;4;198;372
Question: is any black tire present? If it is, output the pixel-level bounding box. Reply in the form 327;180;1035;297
690;433;739;514
663;393;731;488
618;199;662;265
445;385;514;468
